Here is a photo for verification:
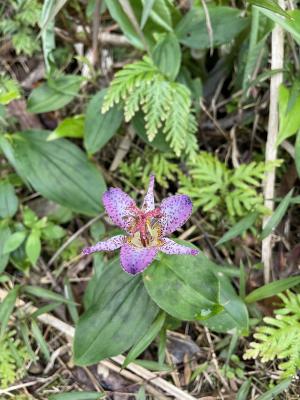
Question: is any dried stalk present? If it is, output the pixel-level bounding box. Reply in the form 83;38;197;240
262;0;285;283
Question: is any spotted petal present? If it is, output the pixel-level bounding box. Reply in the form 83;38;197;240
82;235;126;255
160;195;193;235
142;175;155;212
160;238;199;256
120;243;158;275
103;188;136;232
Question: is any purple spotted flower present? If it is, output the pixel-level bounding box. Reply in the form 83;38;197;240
82;176;199;275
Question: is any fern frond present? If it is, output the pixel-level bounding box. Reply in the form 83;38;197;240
244;290;300;378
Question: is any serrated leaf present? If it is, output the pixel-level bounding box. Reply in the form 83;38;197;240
74;258;158;365
27;75;83;113
84;89;123;154
7;130;106;216
0;181;18;218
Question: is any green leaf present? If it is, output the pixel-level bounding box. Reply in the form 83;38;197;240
133;359;172;371
7;130;106;216
294;129;300;178
47;115;85;141
31;319;50;360
256;379;292;400
202;271;249;334
143;247;222;321
0;79;21;105
245;275;300;303
261;189;294;239
258;9;300;43
0;286;19;337
0;181;18;218
42;224;65;240
64;278;79;324
277;84;300;145
236;379;252;400
217;212;259;246
0;225;11;273
23;285;74;305
175;6;249;49
84;89;123;154
123;312;166;368
140;0;155;28
74;258;158;365
143;0;173;32
49;392;104;400
27;75;83;113
153;33;181;81
3;231;26;254
248;0;290;19
40;0;69;31
25;229;41;265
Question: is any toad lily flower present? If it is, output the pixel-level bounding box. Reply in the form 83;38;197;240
82;176;199;275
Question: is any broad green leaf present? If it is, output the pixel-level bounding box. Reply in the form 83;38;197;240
277;84;300;145
202;271;249;334
294;129;300;178
143;248;222;321
27;75;83;113
0;286;19;336
0;225;11;273
23;285;74;305
74;258;158;366
3;231;26;254
245;275;300;303
49;393;104;400
31;319;50;360
217;212;259;246
0;181;18;218
258;9;300;43
143;0;173;32
248;0;290;19
175;6;249;49
48;115;84;141
261;189;294;239
256;379;292;400
140;0;155;28
84;90;123;154
123;312;166;368
42;224;65;240
8;131;106;216
153;33;181;81
25;229;41;265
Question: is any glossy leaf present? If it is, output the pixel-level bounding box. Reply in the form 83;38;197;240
84;90;123;154
153;33;181;81
245;275;300;303
202;271;249;334
175;6;249;49
0;181;18;218
49;393;104;400
27;75;83;113
123;312;166;368
8;131;106;216
217;212;259;246
3;231;26;254
74;258;158;365
0;286;19;336
261;189;294;239
47;115;84;141
143;248;222;321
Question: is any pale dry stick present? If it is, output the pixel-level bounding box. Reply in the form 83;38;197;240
110;125;136;172
0;289;196;400
262;0;285;284
92;0;102;66
47;213;104;267
0;379;48;395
